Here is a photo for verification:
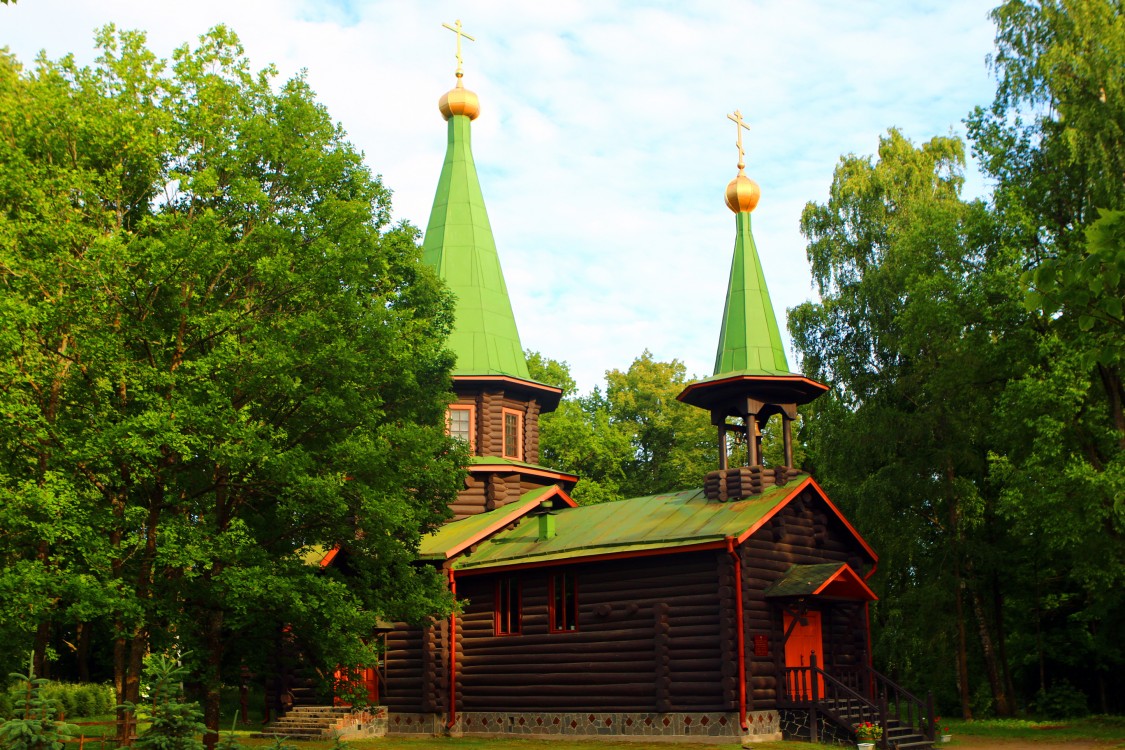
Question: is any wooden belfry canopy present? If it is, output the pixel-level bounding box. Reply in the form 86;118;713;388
677;111;827;500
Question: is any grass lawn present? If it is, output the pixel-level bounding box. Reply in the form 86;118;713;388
945;715;1125;744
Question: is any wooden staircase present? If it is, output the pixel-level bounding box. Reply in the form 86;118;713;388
779;658;936;749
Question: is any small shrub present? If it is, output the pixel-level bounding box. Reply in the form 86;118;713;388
124;654;206;750
73;687;93;718
1032;681;1089;719
92;684;113;715
0;673;77;750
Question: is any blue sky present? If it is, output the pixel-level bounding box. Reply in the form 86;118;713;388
3;0;1000;393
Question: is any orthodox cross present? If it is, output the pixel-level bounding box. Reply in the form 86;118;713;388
442;19;476;77
727;109;750;172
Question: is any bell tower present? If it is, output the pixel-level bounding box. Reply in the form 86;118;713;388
677;111;827;501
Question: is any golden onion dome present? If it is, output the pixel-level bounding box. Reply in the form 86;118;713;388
725;172;760;213
439;77;480;120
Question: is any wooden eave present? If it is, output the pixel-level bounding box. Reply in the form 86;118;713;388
467;461;579;485
453;374;563;413
677;373;829;411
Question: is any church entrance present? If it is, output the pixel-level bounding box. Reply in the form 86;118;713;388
783;609;824;697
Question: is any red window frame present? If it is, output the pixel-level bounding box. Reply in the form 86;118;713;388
495;577;522;635
501;407;523;460
447;405;476;450
548;571;578;633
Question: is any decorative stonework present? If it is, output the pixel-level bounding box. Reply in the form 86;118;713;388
387;710;781;743
336;707;387;739
779;709;851;746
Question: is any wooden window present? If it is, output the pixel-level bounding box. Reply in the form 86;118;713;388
549;571;578;632
494;577;521;635
502;407;523;460
447;405;475;450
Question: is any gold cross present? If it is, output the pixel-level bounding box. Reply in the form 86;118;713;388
727;109;751;172
442;19;476;78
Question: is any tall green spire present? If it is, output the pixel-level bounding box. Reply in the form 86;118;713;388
712;210;795;377
422;96;530;380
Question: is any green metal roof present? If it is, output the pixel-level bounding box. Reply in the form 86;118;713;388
468;455;577;476
450;477;808;571
419;486;569;561
422;113;530;379
762;563;847;597
763;562;877;601
712;211;797;378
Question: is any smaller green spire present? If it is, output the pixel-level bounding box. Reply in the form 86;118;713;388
713;211;794;377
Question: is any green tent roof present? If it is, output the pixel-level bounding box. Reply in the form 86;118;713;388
449;476;808;571
422;113;530;379
712;211;797;378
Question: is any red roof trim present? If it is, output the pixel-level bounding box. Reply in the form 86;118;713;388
443;486;577;561
733;477;878;566
812;563;879;601
319;546;340;568
733;477;814;544
453;539;728;577
806;477;879;565
468;464;579;482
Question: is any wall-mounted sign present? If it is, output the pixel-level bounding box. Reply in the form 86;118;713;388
753;634;769;657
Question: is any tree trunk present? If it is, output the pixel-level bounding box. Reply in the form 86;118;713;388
992;577;1017;713
33;619;52;680
970;583;1012;716
948;481;972;720
76;620;92;683
203;607;225;750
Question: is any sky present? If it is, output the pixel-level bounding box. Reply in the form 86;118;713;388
2;0;1001;393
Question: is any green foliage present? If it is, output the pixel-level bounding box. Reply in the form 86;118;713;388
528;350;718;504
124;654;205;750
0;23;462;735
1031;680;1089;719
0;673;77;750
790;128;1033;716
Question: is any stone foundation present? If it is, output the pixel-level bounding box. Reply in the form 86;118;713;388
779;708;851;746
388;710;781;744
336;707;388;738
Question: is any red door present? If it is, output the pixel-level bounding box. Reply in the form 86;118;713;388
332;667;378;706
784;610;825;698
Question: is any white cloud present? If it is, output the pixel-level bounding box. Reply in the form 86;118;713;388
2;0;999;392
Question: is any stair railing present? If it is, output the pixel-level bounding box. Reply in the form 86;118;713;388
864;665;936;742
781;653;882;744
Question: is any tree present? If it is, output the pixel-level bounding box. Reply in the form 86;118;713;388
790;129;1031;717
526;352;632;505
529;350;717;503
967;0;1125;711
0;26;464;743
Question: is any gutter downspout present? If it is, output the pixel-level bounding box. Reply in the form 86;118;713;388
447;567;457;731
726;537;748;731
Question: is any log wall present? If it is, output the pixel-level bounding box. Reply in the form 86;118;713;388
451;390;542;466
385;485;872;716
742;486;872;708
383;552;727;714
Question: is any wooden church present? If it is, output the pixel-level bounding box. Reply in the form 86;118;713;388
307;26;937;750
